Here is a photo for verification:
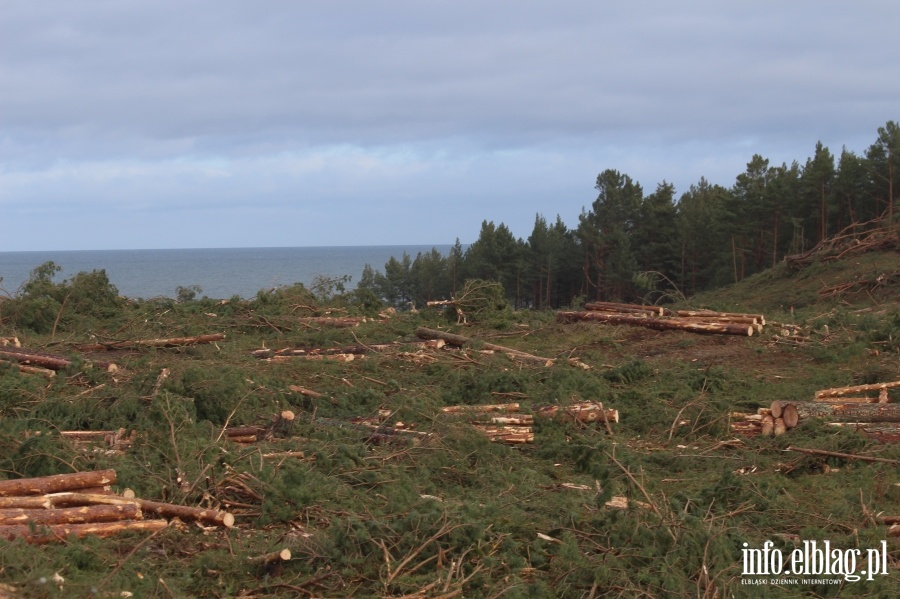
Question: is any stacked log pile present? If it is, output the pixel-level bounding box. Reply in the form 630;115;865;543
557;302;764;337
0;470;233;544
731;380;900;442
440;401;618;445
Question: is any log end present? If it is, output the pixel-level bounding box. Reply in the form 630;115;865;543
222;512;235;528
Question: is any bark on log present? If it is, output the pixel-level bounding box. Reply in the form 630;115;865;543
675;310;766;325
415;327;555;366
249;548;292;565
0;360;56;377
0;519;169;544
814;380;900;399
0;348;117;372
134;500;234;528
0;470;117;497
535;402;619;424
770;401;900;424
75;334;226;351
0;503;141;525
557;311;753;336
0;496;52;509
674;315;760;326
584;302;661;316
44;492;139;508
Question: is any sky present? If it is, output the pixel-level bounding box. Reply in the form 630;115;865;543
1;1;898;251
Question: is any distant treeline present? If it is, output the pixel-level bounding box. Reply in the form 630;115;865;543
360;120;899;308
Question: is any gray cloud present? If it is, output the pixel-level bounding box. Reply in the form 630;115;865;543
1;1;898;249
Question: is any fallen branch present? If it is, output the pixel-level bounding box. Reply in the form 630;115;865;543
814;380;900;400
785;446;900;465
557;311;754;336
0;347;117;372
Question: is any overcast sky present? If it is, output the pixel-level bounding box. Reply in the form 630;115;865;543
1;1;897;251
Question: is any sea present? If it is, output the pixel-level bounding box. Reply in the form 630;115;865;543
0;245;454;300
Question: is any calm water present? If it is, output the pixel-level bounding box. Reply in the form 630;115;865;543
0;245;453;299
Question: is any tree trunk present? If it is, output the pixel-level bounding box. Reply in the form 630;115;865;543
0;348;117;372
0;470;117;497
0;503;141;526
557;312;753;336
415;328;555;366
471;425;534;444
75;333;225;351
772;400;900;424
0;520;169;544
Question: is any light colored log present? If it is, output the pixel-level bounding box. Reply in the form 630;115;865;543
814;380;900;399
0;470;117;497
249;548;292;564
0;496;52;509
0;520;169;544
288;385;324;398
774;418;787;436
0;348;117;372
535;402;619;424
761;415;775;437
813;396;879;404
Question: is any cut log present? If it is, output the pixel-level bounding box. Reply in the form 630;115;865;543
781;404;799;429
556;311;753;336
0;503;141;525
484;415;534;426
814;380;900;399
675;310;766;325
535;402;619;424
774;417;787;436
0;360;56;377
0;348;117;372
288;385;325;398
298;317;365;328
471;425;534;444
249;548;292;565
584;302;661;316
731;420;763;437
133;500;234;528
770;401;900;424
440;403;521;414
761;415;775;437
890;524;900;537
813;396;879;404
415;327;555;366
0;519;169;544
0;496;52;509
75;334;226;351
44;492;140;508
0;470;117;497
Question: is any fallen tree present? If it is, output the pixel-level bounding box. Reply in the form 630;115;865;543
814;380;900;400
0;520;169;544
0;347;117;372
556;311;754;336
75;333;225;351
415;327;555;366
